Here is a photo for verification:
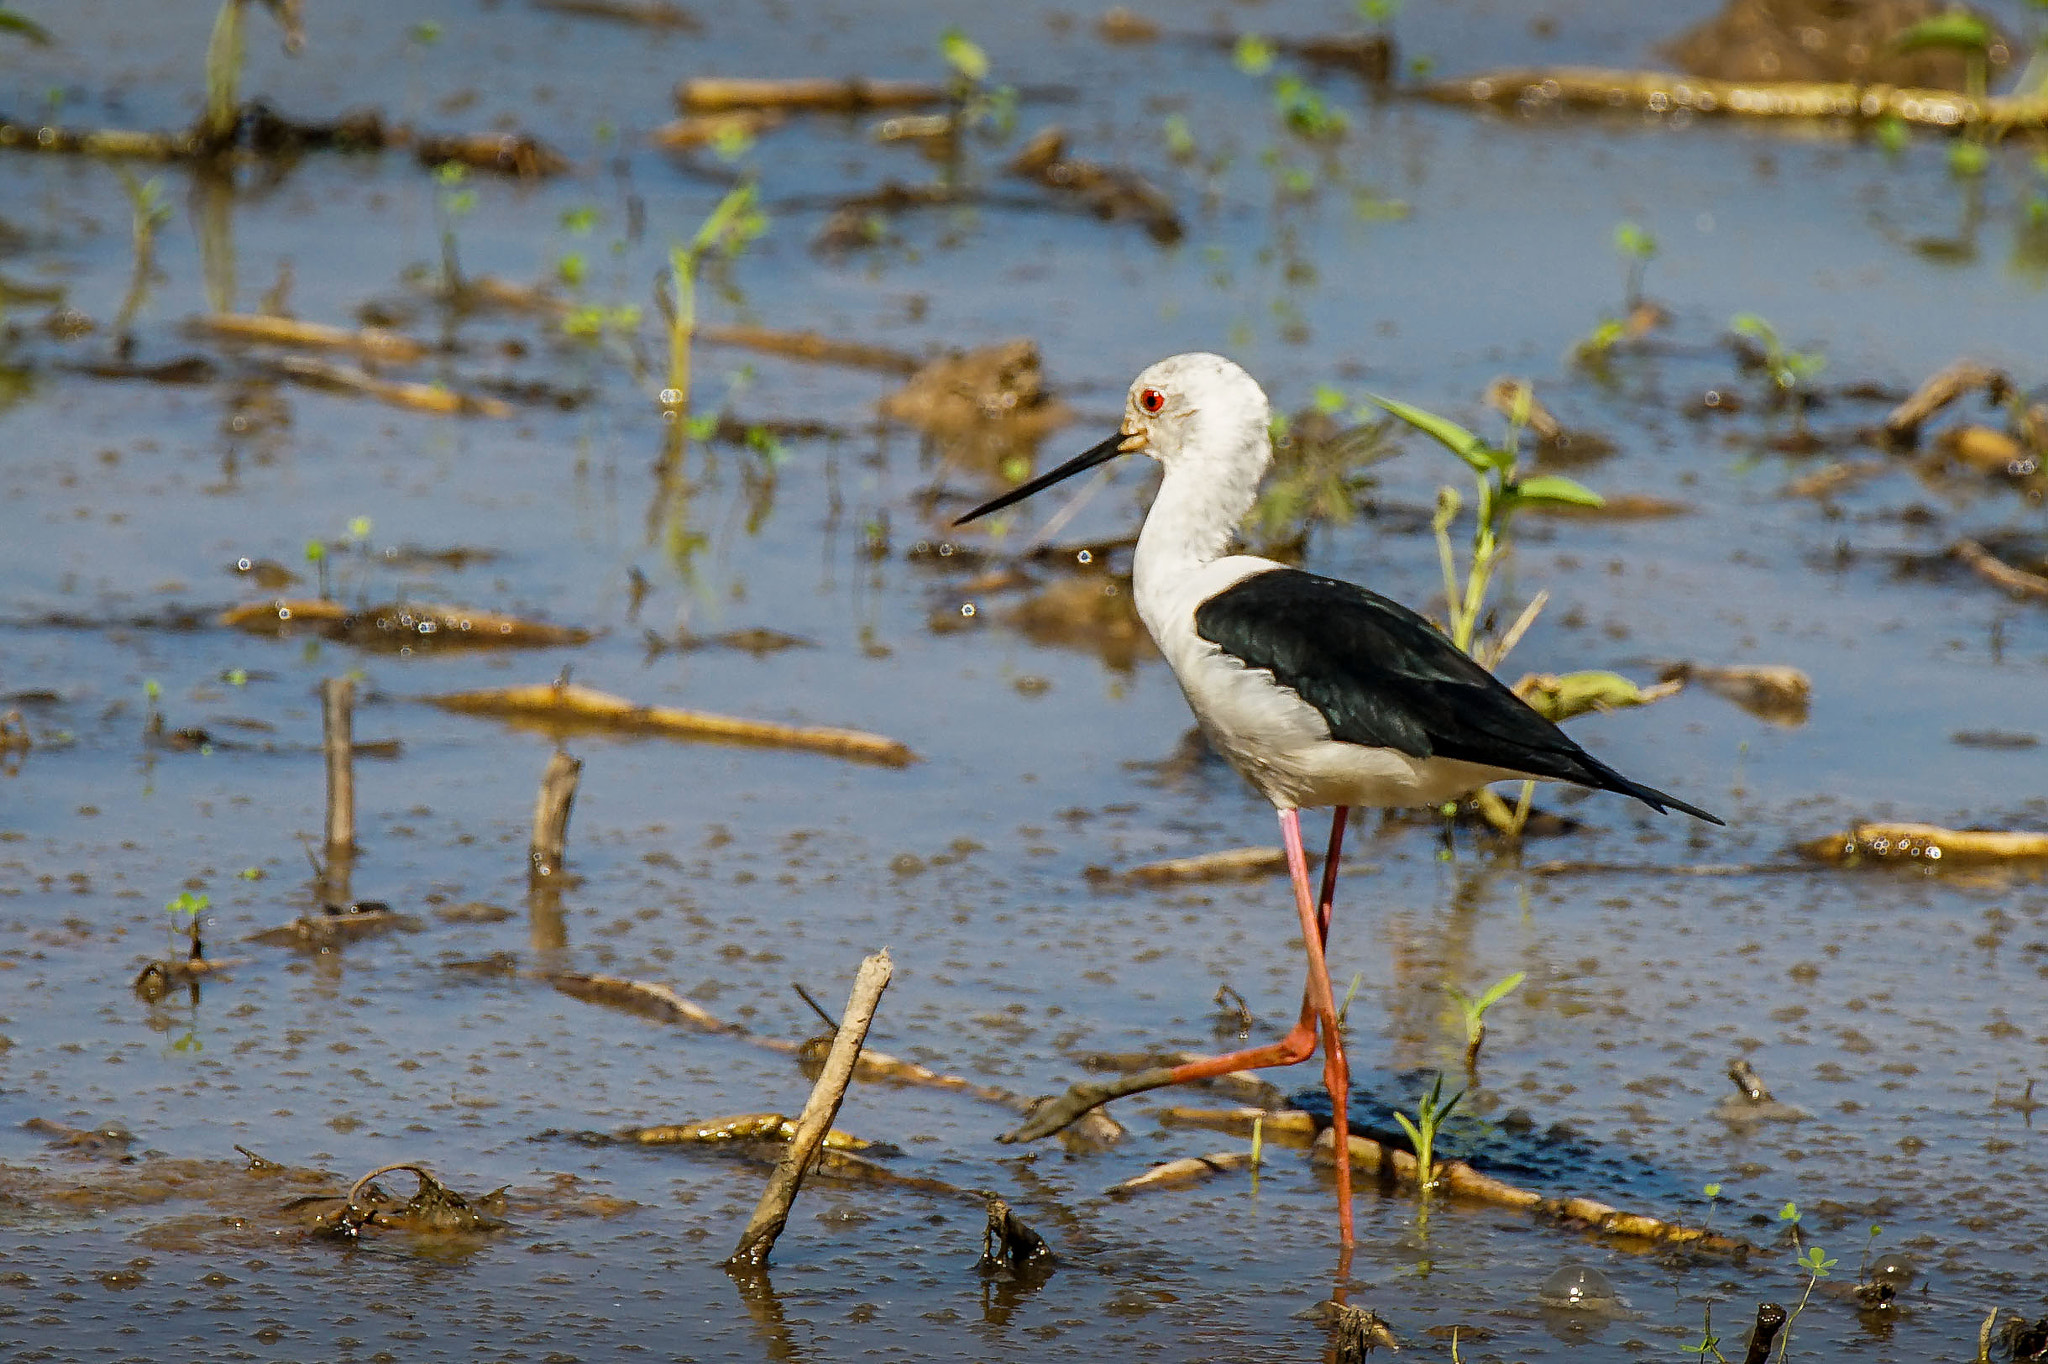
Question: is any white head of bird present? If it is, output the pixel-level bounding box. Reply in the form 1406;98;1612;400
954;351;1273;567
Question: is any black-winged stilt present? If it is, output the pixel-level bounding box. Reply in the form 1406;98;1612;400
957;352;1721;1249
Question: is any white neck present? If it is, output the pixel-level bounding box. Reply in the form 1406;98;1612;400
1133;433;1268;589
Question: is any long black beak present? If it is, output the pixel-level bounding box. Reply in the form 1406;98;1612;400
952;431;1128;527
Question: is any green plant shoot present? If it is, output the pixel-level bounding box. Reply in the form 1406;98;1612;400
663;182;767;424
1446;970;1524;1071
1391;1071;1463;1193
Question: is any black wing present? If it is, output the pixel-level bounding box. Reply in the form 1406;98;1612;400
1193;568;1722;824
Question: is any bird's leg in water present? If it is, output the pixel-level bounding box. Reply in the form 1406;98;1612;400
1280;805;1354;1248
999;808;1350;1145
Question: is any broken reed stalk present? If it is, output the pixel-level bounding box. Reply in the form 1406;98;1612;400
728;948;892;1268
1953;539;2048;601
1425;66;2048;130
321;677;356;855
528;749;583;882
1741;1302;1787;1364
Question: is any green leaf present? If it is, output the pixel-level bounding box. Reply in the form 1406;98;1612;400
1475;970;1525;1012
1510;473;1604;508
1369;394;1501;473
1891;12;1992;54
0;10;53;43
939;28;989;82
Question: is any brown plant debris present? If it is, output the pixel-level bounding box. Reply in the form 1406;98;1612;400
649;111;785;150
1936;426;2040;480
1008;126;1183;244
0;710;31;752
1784;458;1889;498
1154;1105;1321;1140
192;312;427;363
1663;0;2009;88
1314;1127;1756;1256
615;1113;871;1150
699;323;922;374
881;338;1067;435
1104;1150;1255;1196
678;77;949;114
977;1192;1055;1272
1097;7;1160;43
411;130;568;177
1884;358;2011;443
1425;68;2048;130
1303;1301;1402;1360
1657;661;1811;724
268;354;512;416
248;904;420;951
133;952;246;1000
1953;539;2048;601
22;1117;137;1157
306;1162;507;1240
547;970;732;1031
426;680;917;766
1800;821;2048;866
221;599;590;649
1086;845;1297;885
534;0;700;29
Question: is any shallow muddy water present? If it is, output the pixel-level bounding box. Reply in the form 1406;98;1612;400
3;1;2046;1360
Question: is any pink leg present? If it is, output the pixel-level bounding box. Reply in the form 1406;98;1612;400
1159;806;1348;1088
1281;806;1354;1249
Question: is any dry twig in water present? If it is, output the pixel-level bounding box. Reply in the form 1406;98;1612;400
1426;67;2048;130
1952;539;2048;601
728;949;892;1267
1801;821;2048;866
192;312;426;362
426;680;916;766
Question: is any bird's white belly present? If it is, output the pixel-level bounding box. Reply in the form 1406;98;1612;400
1185;665;1514;811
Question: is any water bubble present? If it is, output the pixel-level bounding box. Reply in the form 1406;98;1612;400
960;603;977;618
1077;549;1093;565
1537;1263;1619;1310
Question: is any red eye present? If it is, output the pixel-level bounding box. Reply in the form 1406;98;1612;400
1139;388;1165;414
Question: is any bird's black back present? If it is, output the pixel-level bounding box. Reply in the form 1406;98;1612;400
1192;567;1722;824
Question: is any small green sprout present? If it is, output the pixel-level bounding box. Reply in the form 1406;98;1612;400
1446;970;1524;1071
409;19;442;45
1679;1302;1726;1361
1613;219;1656;310
238;866;264;880
557;251;589;287
1391;1072;1463;1192
1948;139;1989;177
224;668;248;687
1234;33;1275;75
164;890;208;960
1274;75;1346;139
1777;1242;1837;1360
561;205;600;236
1162;112;1196;161
1874;113;1909;155
1731;313;1826;404
305;538;329;598
1357;0;1401;24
